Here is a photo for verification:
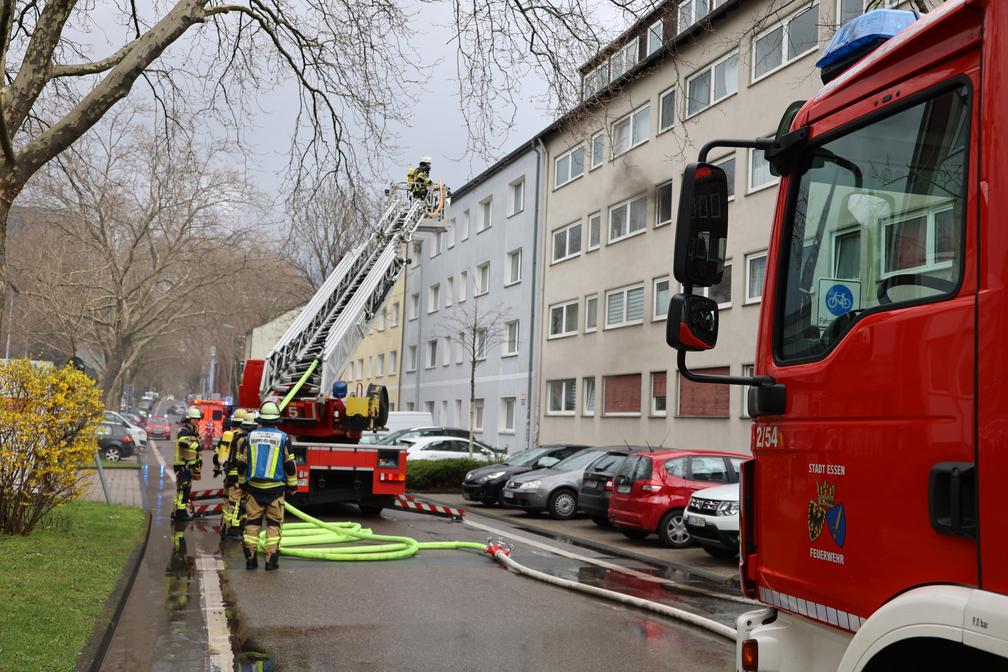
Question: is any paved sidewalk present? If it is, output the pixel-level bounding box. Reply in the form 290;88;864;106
80;468;145;508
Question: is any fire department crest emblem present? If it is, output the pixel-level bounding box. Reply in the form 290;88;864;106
808;480;845;547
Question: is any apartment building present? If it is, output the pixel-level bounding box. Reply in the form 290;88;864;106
337;276;406;411
400;144;543;453
536;0;892;451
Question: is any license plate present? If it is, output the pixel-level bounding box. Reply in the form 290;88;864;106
503;491;515;499
687;515;706;527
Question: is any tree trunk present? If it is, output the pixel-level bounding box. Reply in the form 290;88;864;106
0;190;12;341
469;357;476;458
100;343;129;407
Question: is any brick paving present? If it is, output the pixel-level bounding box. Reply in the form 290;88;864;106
80;467;145;508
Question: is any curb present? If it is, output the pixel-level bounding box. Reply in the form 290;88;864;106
75;475;154;671
419;494;742;591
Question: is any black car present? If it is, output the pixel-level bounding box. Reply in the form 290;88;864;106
97;422;135;462
578;446;645;527
461;444;587;505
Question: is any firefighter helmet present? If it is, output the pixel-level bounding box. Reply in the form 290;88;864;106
186;406;202;420
231;408;248;424
259;401;281;421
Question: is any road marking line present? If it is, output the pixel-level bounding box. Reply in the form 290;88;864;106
151;440;176;483
196;554;234;671
465;517;756;605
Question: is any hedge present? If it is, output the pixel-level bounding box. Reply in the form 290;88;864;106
406;458;490;491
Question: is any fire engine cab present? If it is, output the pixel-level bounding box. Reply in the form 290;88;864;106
665;2;1008;670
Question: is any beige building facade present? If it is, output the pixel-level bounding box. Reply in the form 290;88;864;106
338;276;406;411
536;0;890;451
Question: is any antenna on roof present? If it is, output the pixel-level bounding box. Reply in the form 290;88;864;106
644;440;654;453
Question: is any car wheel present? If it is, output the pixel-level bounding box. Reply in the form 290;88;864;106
103;446;121;462
703;546;738;560
590;515;611;528
658;509;692;548
548;489;578;520
620;527;649;540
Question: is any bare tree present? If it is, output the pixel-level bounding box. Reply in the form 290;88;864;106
437;296;510;457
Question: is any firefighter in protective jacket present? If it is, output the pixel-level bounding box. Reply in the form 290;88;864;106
214;408;250;540
236;401;297;570
174;407;204;521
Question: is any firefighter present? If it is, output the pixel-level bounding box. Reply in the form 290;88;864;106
215;408;249;540
410;156;433;200
173;407;203;521
236;401;297;570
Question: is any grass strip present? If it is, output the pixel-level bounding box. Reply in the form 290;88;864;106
0;501;146;672
82;458;141;470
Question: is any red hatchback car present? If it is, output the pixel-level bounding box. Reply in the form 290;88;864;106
145;415;172;439
608;450;747;548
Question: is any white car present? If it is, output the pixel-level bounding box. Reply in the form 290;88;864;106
684;483;740;559
105;410;147;450
404;436;496;462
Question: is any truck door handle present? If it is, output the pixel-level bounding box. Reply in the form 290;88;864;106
928;462;976;538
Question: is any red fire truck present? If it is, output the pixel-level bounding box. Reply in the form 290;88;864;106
238;172;448;513
666;2;1007;670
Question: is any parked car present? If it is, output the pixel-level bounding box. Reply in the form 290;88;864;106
104;410;147;451
384;426;472;445
97;422;135;462
608;450;747;548
685;483;740;559
462;444;588;505
145;415;173;439
578;447;644;527
502;448;608;519
168;404;187;416
405;436;496;462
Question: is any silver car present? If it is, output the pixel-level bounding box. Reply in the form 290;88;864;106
501;448;606;519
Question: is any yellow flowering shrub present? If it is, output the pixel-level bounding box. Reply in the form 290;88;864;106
0;359;103;535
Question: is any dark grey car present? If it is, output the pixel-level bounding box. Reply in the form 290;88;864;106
502;448;607;519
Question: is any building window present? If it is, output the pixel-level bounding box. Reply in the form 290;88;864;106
504;320;519;356
881;207;957;277
459;270;468;302
507;248;522;285
454;399;462;425
582;377;596;416
407;345;417;372
605;283;645;328
548;300;579;338
424;401;434;417
742;363;755;418
471;329;486;361
554;145;585;188
406;401;415;411
609;39;638;80
462;209;470;239
389;350;397;375
678;366;730;417
475;262;490;295
376;309;386;331
591;131;605;170
838;0;899;24
608;194;647;243
656;181;674;228
686;50;738;117
611;104;650;157
426;340;438;368
583;62;609;99
446;277;454;306
584;294;598;332
376;353;385;376
509;178;525;216
355;359;363;379
587;212;601;251
447;218;456;248
659;86;676;132
714;154;736;199
651;371;667;416
442;336;452;366
547;379;576;415
752;3;819;82
478;197;492;232
501;397;516;433
455;332;464;364
653;276;670;320
409;292;420;320
428;283;440;313
749;139;778;192
431;229;444;257
678;0;710;32
647;20;663;55
833;229;860;279
746;252;767;303
603;374;642;416
682;261;733;309
552;220;582;263
390;301;400;327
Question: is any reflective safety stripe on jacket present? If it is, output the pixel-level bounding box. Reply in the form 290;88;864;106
176;425;200;465
246;428;287;484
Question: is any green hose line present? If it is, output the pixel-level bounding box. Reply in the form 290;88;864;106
242;501;487;561
278;358;320;412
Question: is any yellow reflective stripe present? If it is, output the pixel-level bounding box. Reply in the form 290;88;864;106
266;443;281;480
247;481;283;490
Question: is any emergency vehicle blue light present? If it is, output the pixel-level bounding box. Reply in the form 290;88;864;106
332;381;347;399
816;9;916;71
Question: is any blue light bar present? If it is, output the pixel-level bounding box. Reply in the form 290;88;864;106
816;9;917;71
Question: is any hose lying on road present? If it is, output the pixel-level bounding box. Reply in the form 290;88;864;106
244;502;487;561
490;549;736;641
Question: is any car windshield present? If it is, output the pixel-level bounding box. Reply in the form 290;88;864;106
553;449;604;471
503;448;547;466
150;416;167;423
587;452;626;472
778;84;970;361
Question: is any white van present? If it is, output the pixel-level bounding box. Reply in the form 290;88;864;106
383;411;433;434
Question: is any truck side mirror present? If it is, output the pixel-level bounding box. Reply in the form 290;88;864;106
674;163;729;287
666;293;719;351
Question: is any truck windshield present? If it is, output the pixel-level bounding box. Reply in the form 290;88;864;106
777;83;970;361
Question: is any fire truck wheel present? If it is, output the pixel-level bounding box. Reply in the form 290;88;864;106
657;509;692;548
